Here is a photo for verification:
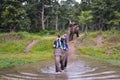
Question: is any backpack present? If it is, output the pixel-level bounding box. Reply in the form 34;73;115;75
57;40;61;48
54;39;63;49
61;37;69;51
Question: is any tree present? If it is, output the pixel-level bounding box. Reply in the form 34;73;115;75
23;0;41;32
78;10;93;33
60;0;78;21
107;11;120;29
1;0;27;32
91;0;120;30
40;0;51;30
69;1;80;22
52;0;61;30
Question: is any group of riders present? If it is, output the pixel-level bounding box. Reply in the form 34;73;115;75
53;22;79;72
53;34;69;72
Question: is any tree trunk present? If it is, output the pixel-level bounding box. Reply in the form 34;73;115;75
46;19;48;29
35;19;38;30
98;21;101;30
55;14;58;31
85;25;88;35
41;3;45;30
81;25;84;32
62;23;65;30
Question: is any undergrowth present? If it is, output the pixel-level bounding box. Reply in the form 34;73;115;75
78;30;120;66
0;31;56;69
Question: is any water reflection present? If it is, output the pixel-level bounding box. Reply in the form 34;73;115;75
0;56;120;80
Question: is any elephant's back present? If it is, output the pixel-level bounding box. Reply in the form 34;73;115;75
54;48;62;56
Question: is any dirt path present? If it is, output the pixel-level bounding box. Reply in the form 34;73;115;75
68;34;85;62
96;35;104;47
2;34;120;80
24;39;39;53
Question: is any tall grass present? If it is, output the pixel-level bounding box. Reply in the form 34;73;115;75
0;32;56;69
78;30;120;66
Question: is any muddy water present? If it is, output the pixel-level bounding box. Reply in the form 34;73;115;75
0;55;120;80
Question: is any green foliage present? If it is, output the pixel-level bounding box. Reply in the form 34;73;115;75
1;0;28;32
0;32;32;53
78;30;120;66
38;30;55;35
79;47;107;58
107;11;120;26
1;0;120;32
1;5;16;25
30;36;55;53
85;31;101;40
91;0;120;30
0;32;55;69
0;58;36;68
37;30;66;36
0;32;56;54
0;53;53;69
78;10;93;26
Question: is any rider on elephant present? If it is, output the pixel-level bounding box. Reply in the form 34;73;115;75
53;35;63;72
61;34;69;70
68;22;79;41
53;34;69;72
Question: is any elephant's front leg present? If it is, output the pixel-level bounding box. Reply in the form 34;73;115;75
54;55;62;72
76;31;79;37
69;32;74;41
60;50;68;70
60;54;64;70
64;52;68;69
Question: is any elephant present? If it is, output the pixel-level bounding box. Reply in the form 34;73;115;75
68;24;79;41
60;50;68;70
54;48;68;72
53;37;69;72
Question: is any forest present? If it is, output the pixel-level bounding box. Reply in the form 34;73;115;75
1;0;120;33
1;1;120;79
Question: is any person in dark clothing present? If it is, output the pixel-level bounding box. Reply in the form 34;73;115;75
53;34;69;72
53;35;63;72
60;34;69;70
68;22;79;41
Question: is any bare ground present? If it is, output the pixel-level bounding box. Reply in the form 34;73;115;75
68;34;85;62
68;34;105;62
24;39;39;53
96;35;104;47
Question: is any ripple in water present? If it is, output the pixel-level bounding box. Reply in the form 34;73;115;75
1;58;120;80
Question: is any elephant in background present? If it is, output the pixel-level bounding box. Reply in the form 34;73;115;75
68;23;79;41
